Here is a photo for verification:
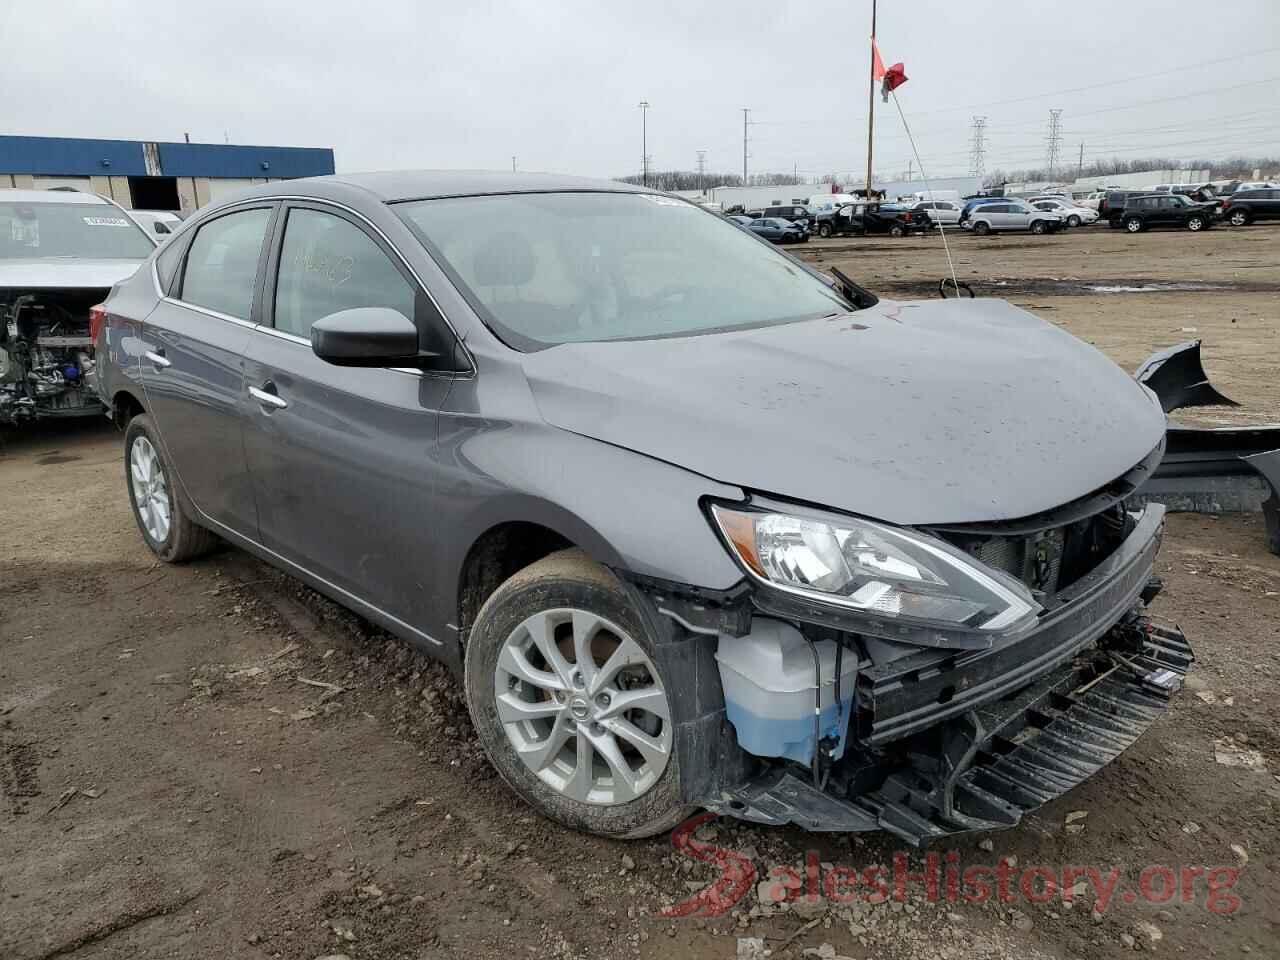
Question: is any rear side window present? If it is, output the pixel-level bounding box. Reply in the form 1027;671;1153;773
155;231;186;293
179;208;271;320
273;208;416;339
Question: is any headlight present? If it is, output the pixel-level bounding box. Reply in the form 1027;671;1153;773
710;504;1040;642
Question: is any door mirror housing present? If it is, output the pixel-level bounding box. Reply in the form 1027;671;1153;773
310;308;439;368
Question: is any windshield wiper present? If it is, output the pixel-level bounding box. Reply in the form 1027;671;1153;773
829;267;879;310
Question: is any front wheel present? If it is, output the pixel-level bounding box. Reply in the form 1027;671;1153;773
1067;214;1082;227
463;551;694;839
1029;220;1047;235
973;221;991;236
1186;215;1206;231
818;223;832;238
124;414;219;563
1124;217;1144;233
1229;209;1250;226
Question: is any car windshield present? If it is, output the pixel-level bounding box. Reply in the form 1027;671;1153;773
0;201;155;259
396;192;850;349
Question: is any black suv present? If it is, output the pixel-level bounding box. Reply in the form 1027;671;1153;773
813;202;927;238
1221;188;1280;226
1100;190;1147;227
759;204;813;231
1118;194;1217;233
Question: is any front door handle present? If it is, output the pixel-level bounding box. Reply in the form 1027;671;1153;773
144;349;171;368
249;384;288;410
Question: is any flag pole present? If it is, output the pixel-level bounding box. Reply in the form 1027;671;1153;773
864;0;877;201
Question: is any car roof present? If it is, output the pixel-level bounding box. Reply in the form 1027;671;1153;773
242;170;651;203
0;188;112;205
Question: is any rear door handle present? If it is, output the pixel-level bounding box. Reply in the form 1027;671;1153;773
248;384;288;410
144;349;171;368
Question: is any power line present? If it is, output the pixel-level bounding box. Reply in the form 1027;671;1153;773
969;116;987;177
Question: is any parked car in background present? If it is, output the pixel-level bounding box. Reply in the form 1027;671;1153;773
1099;190;1149;227
812;202;925;238
1118;194;1216;232
129;210;183;240
762;204;813;230
727;214;754;226
94;170;1191;843
747;217;808;243
961;200;1064;235
0;188;156;425
1028;196;1098;227
910;199;962;227
1221;187;1280;226
957;196;1007;224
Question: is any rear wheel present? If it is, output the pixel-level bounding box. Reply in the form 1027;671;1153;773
1229;208;1250;226
1029;220;1048;235
818;223;832;238
124;414;219;563
889;223;906;238
464;550;693;838
1124;217;1144;233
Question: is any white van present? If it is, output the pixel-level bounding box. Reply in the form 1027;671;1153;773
806;193;859;215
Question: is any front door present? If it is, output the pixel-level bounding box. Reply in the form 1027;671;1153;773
239;202;454;639
138;204;275;535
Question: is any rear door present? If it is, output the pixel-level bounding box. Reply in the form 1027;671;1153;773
239;201;456;631
138;203;275;535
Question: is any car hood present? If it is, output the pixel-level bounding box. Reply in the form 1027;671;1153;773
521;298;1167;525
0;258;146;289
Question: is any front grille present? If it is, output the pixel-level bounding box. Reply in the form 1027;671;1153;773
940;504;1130;602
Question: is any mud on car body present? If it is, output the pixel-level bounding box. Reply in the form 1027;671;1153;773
95;172;1193;844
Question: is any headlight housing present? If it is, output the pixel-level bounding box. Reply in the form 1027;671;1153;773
710;503;1040;646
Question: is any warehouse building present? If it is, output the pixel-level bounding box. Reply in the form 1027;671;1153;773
0;135;335;213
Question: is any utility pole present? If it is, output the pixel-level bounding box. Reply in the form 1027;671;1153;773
906;159;913;181
511;155;517;172
1077;142;1085;178
865;0;878;201
638;100;650;187
1045;108;1064;180
696;150;707;195
969;116;987;178
742;108;751;186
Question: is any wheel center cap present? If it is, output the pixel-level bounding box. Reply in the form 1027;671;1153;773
569;697;591;721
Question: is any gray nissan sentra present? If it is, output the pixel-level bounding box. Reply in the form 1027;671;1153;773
96;172;1193;842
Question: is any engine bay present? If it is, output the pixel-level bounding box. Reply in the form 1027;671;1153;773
0;287;106;425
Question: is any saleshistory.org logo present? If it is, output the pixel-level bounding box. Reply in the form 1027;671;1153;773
659;814;1245;919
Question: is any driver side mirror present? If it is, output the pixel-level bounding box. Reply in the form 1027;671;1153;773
310;307;439;368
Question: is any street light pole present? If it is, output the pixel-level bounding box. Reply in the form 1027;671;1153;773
638;100;650;186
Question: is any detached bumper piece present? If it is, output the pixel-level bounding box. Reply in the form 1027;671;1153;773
707;619;1193;846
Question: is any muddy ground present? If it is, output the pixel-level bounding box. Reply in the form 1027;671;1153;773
2;224;1278;960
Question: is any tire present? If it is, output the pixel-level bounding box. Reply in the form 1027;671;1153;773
973;221;991;236
464;550;695;839
1186;215;1206;232
889;224;906;238
124;414;219;563
818;223;832;238
1108;216;1122;229
1229;209;1250;226
1029;220;1047;235
1124;217;1144;233
1067;214;1082;228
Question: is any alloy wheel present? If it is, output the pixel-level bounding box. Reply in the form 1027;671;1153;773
130;436;171;543
1230;210;1248;226
493;609;672;806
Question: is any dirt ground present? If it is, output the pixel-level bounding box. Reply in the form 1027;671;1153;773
2;224;1279;960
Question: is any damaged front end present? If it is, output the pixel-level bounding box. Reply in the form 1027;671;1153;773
634;457;1194;845
0;288;105;426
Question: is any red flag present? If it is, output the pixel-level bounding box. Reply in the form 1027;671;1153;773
881;62;908;101
871;41;887;81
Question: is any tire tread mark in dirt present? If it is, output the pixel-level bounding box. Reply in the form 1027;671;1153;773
0;727;41;815
24;891;202;960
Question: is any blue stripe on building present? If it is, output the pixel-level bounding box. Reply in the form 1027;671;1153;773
0;135;335;179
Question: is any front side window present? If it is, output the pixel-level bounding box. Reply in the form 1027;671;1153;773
397;192;848;349
0;201;155;260
274;208;416;339
179;207;271;320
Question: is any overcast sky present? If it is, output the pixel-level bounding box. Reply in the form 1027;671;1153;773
4;0;1278;182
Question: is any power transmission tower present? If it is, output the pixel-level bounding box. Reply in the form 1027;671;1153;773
1045;109;1064;179
696;150;707;194
968;116;987;178
742;108;751;185
1077;142;1085;178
